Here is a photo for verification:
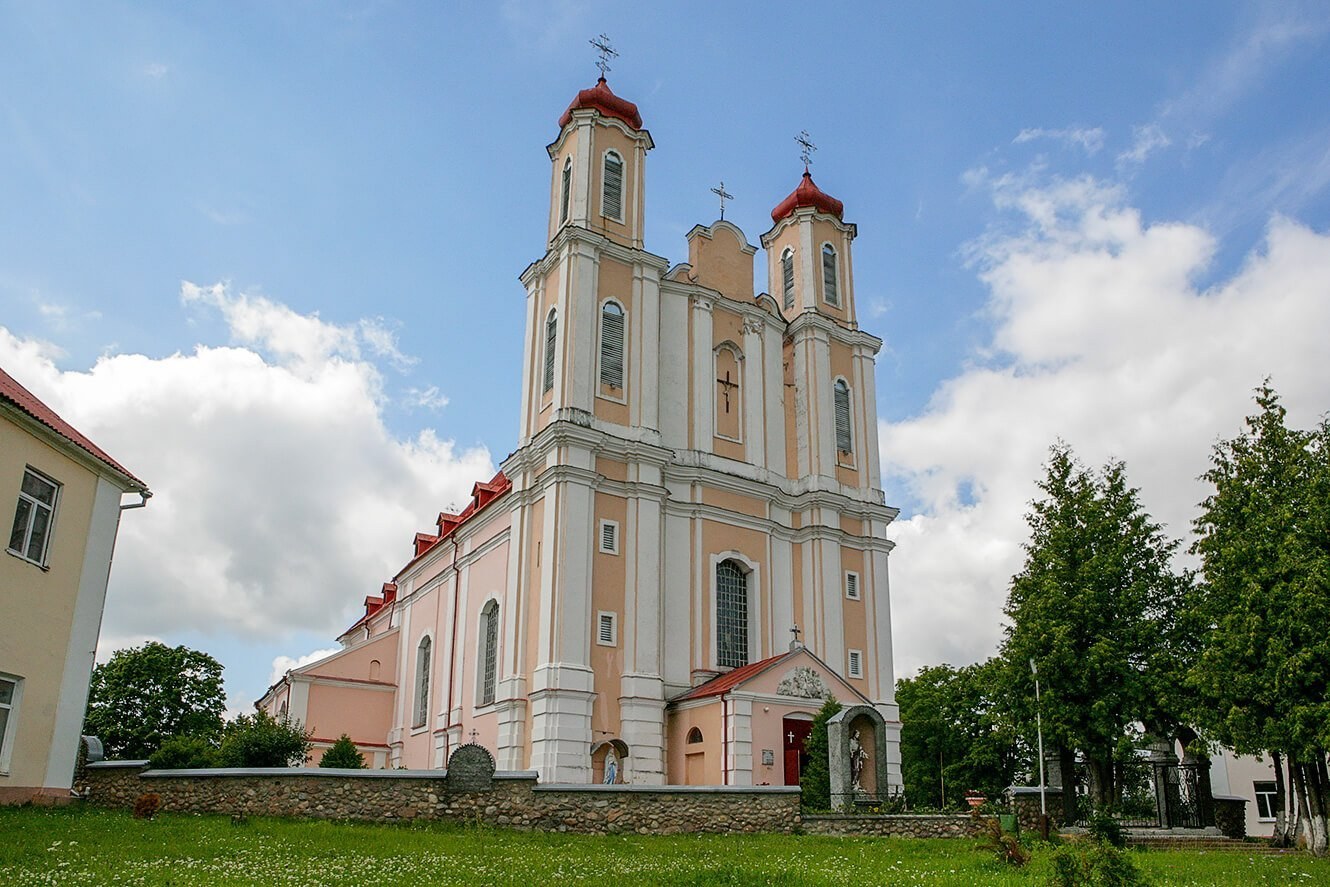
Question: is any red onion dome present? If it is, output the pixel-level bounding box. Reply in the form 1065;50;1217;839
770;170;844;223
557;77;643;130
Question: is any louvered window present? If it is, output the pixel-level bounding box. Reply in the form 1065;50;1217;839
834;380;853;453
822;244;839;307
602;152;624;220
598;519;619;555
716;560;749;669
481;602;498;706
782;249;795;310
597;612;617;647
845;571;860;600
559;158;572;223
599;302;625;389
543;309;557;393
413;636;431;728
848;649;863;679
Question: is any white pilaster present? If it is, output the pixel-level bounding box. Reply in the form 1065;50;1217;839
620;673;666;784
690;295;714;451
742;318;765;466
529;663;596;782
763;323;786;475
725;696;754;785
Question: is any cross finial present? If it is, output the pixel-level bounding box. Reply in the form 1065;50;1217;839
710;181;734;220
795;131;816;169
790;624;802;647
590;33;618;78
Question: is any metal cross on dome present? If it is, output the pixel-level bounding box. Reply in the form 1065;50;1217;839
795;131;817;168
710;181;733;220
590;33;618;77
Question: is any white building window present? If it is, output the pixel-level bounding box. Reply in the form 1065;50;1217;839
598;519;619;555
822;244;840;307
599;301;625;389
597;611;618;647
479;601;499;706
0;675;20;774
1254;781;1278;821
8;468;59;566
602;151;624;220
781;248;795;310
559;158;572;223
833;379;853;453
543;308;558;394
845;571;860;600
716;559;749;669
847;649;863;679
413;636;431;728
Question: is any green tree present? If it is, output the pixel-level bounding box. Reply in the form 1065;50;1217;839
218;711;312;767
319;734;366;769
147;734;220;769
999;443;1189;811
800;696;840;811
1189;384;1330;854
84;642;226;759
897;659;1023;810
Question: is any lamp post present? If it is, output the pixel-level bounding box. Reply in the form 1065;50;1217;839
1030;658;1048;837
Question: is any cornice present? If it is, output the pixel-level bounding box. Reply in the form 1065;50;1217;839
522;223;671;287
759;206;858;248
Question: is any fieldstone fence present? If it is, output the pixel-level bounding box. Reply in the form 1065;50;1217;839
802;812;992;837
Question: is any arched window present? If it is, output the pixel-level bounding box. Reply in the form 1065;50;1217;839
413;636;431;728
822;244;839;307
559;158;572;223
543;308;557;393
599;301;625;389
781;248;795;310
716;559;749;669
687;727;704;744
834;379;853;453
479;601;499;706
602;151;624;220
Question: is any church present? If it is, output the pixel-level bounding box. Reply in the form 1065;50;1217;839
260;70;903;791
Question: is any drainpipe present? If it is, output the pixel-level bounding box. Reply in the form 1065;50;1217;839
119;490;152;511
443;536;461;763
722;694;729;786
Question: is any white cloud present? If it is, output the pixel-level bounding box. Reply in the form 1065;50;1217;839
269;648;341;686
882;176;1330;680
1013;126;1105;155
0;283;493;655
1117;123;1171;166
404;384;449;411
143;62;169;79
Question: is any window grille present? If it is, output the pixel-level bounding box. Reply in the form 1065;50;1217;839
848;649;863;679
8;468;58;565
782;249;795;310
543;309;557;393
846;572;860;600
602;152;624;219
822;244;839;306
413;637;431;727
599;302;625;389
834;380;853;453
598;612;616;646
716;560;748;669
560;158;571;223
481;603;498;706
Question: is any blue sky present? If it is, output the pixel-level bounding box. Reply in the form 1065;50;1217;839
3;2;1329;714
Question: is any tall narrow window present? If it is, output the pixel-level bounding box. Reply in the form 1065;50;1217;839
543;308;557;394
599;302;625;389
559;158;572;223
413;637;431;728
781;249;795;310
480;601;499;706
834;380;853;453
0;675;19;772
716;559;749;669
602;151;624;220
822;244;839;307
8;468;59;566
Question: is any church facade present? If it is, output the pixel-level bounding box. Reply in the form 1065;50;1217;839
260;76;903;790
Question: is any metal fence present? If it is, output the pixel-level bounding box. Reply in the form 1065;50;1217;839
1071;760;1211;829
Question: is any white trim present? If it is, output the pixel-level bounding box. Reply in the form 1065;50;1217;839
0;673;22;775
844;570;860;600
597;518;620;555
847;649;864;679
596;610;618;647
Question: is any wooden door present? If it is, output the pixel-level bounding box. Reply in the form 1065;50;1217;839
782;717;813;786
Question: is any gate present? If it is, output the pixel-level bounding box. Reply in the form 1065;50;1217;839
1072;760;1212;829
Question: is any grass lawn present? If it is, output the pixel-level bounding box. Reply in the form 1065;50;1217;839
1;806;1326;886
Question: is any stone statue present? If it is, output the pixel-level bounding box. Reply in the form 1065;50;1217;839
850;729;867;792
603;751;618;784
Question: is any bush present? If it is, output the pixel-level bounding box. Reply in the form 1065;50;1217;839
148;734;220;769
132;793;162;820
218;712;311;767
800;696;840;812
319;734;366;769
1086;807;1128;849
1030;841;1150;887
980;816;1030;866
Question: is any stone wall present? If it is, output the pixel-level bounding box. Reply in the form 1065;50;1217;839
1211;795;1248;840
802;813;991;838
84;763;801;834
1008;787;1064;832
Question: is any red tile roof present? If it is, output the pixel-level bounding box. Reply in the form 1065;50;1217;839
771;170;845;224
558;77;643;130
672;651;797;702
0;365;146;489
